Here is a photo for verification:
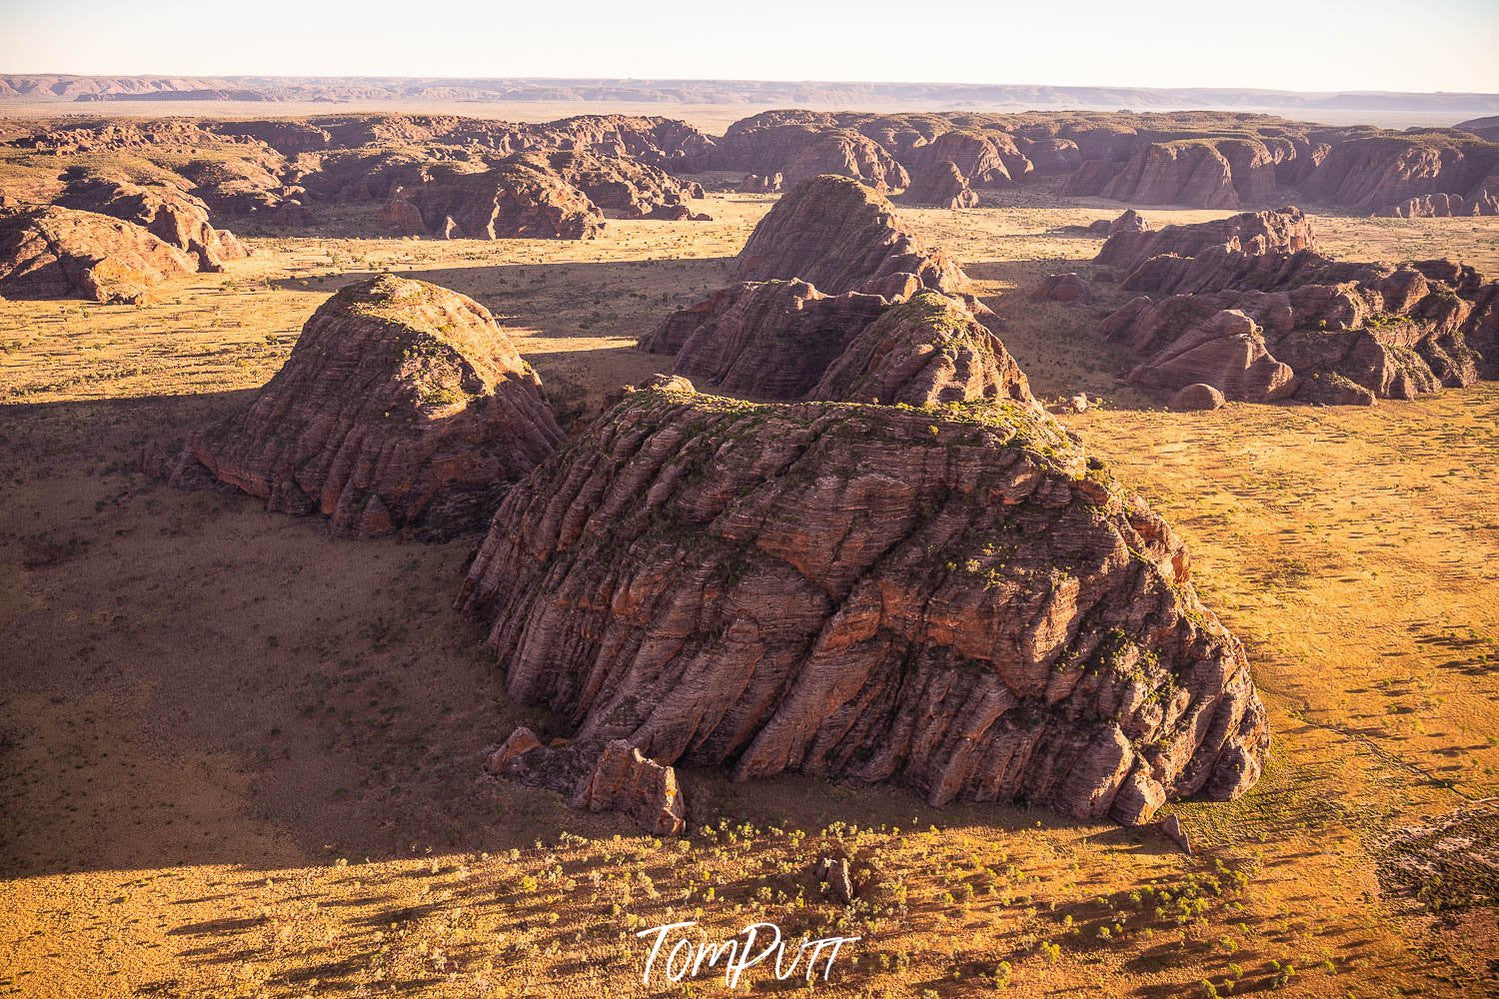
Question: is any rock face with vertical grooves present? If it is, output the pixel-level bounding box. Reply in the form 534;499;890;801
733;174;969;298
458;382;1269;826
809;291;1034;406
0;205;196;302
149;276;563;538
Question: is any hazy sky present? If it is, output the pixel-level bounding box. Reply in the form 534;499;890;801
2;0;1496;93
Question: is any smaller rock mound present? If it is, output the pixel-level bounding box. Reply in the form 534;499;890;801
55;176;246;271
1032;272;1091;303
812;291;1034;406
903;160;979;208
1123;308;1296;402
1096;206;1318;279
0;205;195;303
571;741;687;835
734;174;969;298
738;172;783;193
148;275;563;539
383;161;604;240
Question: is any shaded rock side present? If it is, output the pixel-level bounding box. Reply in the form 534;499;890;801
811;291;1035;406
458;383;1269;825
0;205;195;303
733;174;969;298
646;278;890;399
903;160;979;208
156;275;563;539
55;176;246;271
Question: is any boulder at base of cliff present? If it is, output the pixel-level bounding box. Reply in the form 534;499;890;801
149;275;564;539
458;381;1269;826
1169;383;1227;411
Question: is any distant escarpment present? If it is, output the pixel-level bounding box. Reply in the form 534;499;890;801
704;110;1499;215
0;205;195;303
459;382;1269;827
145;276;563;539
642;175;1013;406
1089;209;1499;404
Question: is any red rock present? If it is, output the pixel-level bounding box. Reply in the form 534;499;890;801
1168;383;1227;411
1100;142;1240;209
1304;134;1499;214
485;726;543;775
1097;206;1318;283
0;205;195;303
56;176;246;271
811;291;1035;406
1032;272;1091;303
1126;309;1296;402
738;172;783;193
154;276;563;538
383;160;604;240
734;174;970;297
903;160;979;208
569;740;687;835
458;383;1269;825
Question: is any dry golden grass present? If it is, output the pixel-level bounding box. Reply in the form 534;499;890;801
2;189;1497;997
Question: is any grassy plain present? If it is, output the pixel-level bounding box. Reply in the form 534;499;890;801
2;184;1497;997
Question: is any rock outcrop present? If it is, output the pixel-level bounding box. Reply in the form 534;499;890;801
382;161;604;239
903;160;979;208
1090;212;1499;404
0;205;194;302
148;276;563;538
733;174;969;298
1032;273;1091;303
457;382;1269;826
810;291;1033;406
1095;207;1318;281
570;741;687;835
55;176;246;271
1169;383;1227;411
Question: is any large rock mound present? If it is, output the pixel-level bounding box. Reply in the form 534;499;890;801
733;174;969;298
55;176;246;271
0;205;195;303
149;276;563;538
458;382;1269;826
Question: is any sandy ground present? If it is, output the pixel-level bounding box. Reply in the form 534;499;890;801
1;192;1497;997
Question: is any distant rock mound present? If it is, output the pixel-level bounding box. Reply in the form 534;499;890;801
903;160;979;208
1090;212;1499;404
733;174;969;298
458;382;1269;825
382;161;604;239
1031;272;1091;303
147;276;563;538
56;176;247;271
0;205;195;303
1095;206;1318;280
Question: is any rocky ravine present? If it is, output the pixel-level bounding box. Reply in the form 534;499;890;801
146;276;563;538
461;381;1269;829
1088;208;1499;404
